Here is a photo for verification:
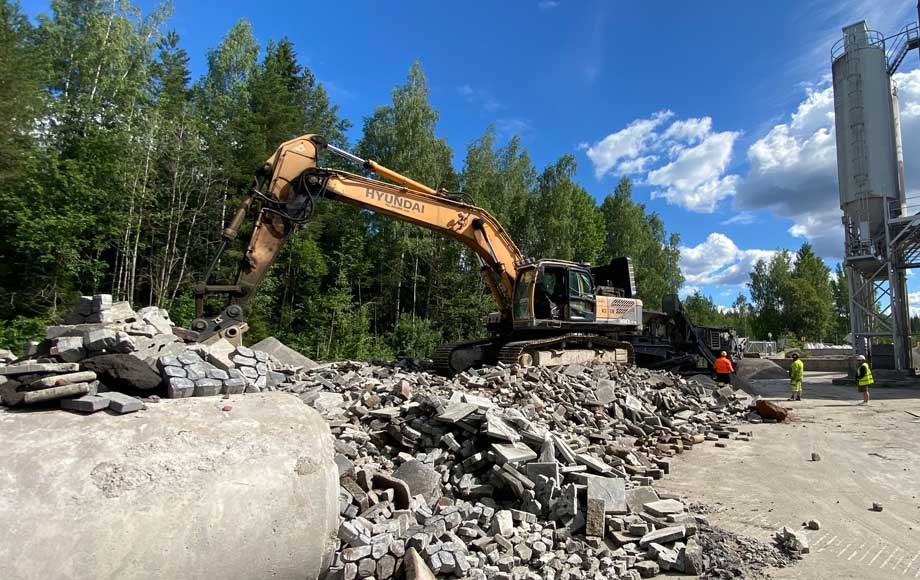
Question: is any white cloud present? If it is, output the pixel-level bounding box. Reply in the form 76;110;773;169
679;233;776;287
584;110;673;179
721;211;759;226
909;290;920;316
538;0;560;10
495;118;535;142
678;285;700;299
458;85;501;113
583;112;741;212
647;130;741;212
661;117;712;144
735;69;920;258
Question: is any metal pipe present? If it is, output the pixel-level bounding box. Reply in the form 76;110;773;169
325;143;366;166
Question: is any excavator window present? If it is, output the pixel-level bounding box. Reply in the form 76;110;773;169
513;269;535;321
534;266;567;320
568;269;596;321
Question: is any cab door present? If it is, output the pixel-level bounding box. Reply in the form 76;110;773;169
567;269;596;322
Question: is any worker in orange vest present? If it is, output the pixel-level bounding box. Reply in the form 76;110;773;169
713;351;735;388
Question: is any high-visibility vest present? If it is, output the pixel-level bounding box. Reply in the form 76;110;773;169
857;362;874;386
713;357;734;374
790;359;804;383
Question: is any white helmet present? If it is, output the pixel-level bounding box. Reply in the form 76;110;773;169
856;354;866;361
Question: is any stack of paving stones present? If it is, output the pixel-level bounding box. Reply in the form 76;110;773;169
155;344;286;398
268;359;763;579
0;295;308;413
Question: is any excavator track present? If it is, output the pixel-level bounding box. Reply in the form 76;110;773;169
497;333;635;368
433;338;498;376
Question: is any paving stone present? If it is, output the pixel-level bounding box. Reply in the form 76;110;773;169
194;378;223;397
222;377;247;395
84;328;117;351
99;391;144;413
60;394;110;413
585;498;605;537
634;560;659;578
492;510;514;537
167;377;195;398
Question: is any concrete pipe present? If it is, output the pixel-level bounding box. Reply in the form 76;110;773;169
0;392;338;580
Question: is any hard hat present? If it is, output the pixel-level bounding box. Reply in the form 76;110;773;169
720;351;727;357
856;354;866;361
791;353;799;359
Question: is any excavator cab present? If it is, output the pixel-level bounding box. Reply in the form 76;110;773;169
512;261;598;326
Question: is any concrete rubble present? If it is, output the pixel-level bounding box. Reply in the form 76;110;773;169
0;295;804;579
264;357;784;580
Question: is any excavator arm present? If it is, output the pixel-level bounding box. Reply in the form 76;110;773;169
191;135;523;342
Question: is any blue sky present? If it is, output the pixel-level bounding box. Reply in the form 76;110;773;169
21;0;920;308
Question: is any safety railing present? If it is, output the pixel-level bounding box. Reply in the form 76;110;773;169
832;29;885;61
886;23;920;74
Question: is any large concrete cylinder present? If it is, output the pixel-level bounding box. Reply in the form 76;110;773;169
0;392;338;580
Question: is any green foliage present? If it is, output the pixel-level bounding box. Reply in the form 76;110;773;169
749;250;793;339
599;177;683;310
388;316;442;359
531;155;603;263
0;315;47;352
0;4;696;361
682;291;724;327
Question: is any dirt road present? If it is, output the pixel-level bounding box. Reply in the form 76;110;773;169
660;372;920;580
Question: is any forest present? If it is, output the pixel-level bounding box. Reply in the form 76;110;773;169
0;0;858;357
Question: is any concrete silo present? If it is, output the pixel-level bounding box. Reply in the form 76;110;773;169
832;21;912;370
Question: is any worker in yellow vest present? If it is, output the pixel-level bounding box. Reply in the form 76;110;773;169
855;354;873;405
788;353;803;401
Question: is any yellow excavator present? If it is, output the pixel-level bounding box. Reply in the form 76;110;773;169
190;135;736;375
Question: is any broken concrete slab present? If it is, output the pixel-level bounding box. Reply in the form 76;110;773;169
22;382;93;404
586;475;627;514
436;401;478;424
204;338;236;371
639;525;686;547
594;379;617;405
642;498;685;517
491;442;538;465
626;486;660;514
28;371;97;390
250;336;317;369
0;362;80;377
393;460;441;504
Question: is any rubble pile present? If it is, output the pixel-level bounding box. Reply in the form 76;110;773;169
0;294;804;578
0;294;313;413
694;524;793;579
267;359;770;579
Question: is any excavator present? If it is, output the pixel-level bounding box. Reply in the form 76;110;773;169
189;134;741;375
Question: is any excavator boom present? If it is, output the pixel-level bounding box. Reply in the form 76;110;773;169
190;133;727;378
191;135;523;341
